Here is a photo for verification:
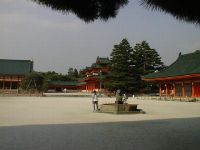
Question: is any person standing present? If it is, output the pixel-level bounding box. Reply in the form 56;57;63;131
115;89;123;104
92;90;99;111
122;92;128;103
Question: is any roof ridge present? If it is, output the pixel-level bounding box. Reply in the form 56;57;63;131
0;59;32;62
180;50;200;57
143;50;200;79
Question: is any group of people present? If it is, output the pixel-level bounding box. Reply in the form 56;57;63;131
92;89;128;111
115;89;128;104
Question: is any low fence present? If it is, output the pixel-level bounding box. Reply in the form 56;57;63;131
43;92;93;97
0;89;42;97
135;94;200;102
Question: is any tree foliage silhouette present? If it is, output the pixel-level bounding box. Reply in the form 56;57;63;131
31;0;200;24
31;0;128;22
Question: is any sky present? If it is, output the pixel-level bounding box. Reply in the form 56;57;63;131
1;0;200;74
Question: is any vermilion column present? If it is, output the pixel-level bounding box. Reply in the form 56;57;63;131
159;83;162;96
192;82;194;97
17;77;19;96
17;81;19;96
173;83;176;97
166;83;169;96
2;80;5;95
182;82;185;97
10;81;12;94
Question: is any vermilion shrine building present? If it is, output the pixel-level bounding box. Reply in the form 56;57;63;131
48;81;86;92
0;57;108;93
143;51;200;98
0;59;33;94
47;57;109;92
81;56;109;92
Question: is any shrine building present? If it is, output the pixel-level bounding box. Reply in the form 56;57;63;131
48;81;86;92
81;56;109;92
47;56;109;92
142;51;200;97
0;59;33;94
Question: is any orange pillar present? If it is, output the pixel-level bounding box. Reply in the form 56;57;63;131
17;82;19;96
17;77;19;96
182;82;185;97
173;83;176;97
192;82;194;97
166;83;169;96
2;80;5;95
159;83;162;96
10;81;12;94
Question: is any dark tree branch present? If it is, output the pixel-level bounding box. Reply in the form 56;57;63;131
141;0;200;24
31;0;200;24
31;0;128;22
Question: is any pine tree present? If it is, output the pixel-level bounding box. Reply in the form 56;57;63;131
73;68;79;78
133;41;164;75
67;68;74;77
31;0;128;22
132;41;165;92
105;39;136;92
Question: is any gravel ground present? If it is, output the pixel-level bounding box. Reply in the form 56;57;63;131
0;96;200;126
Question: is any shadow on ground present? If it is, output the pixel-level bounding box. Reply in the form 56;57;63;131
0;117;200;150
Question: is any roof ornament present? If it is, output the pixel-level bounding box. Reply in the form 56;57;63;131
195;50;200;53
179;52;182;57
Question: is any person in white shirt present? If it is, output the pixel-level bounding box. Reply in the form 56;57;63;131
122;93;128;103
92;90;99;111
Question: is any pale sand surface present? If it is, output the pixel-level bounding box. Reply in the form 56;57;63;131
0;96;200;126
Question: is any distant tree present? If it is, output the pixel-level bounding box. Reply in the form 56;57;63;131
67;67;80;80
105;39;136;93
42;71;70;81
20;72;46;92
133;41;164;74
21;69;82;92
132;41;165;92
78;69;85;79
73;68;79;78
67;67;74;78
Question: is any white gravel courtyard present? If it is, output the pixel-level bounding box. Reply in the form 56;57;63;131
0;96;200;126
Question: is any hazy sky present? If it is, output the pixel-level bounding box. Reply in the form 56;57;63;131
1;0;200;74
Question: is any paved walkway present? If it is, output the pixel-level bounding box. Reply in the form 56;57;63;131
0;118;200;150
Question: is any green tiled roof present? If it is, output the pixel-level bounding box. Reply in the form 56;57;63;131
0;59;33;75
143;50;200;79
82;57;110;71
91;63;101;68
49;81;86;86
78;82;87;85
96;57;109;64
